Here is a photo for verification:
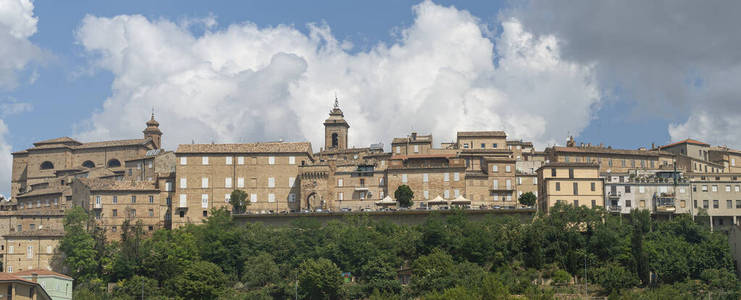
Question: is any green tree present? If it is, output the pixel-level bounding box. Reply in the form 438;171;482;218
409;249;458;295
58;207;99;282
298;258;343;300
141;229;199;284
229;189;249;214
168;260;227;299
394;185;414;208
630;209;651;285
243;253;280;288
593;263;638;295
425;285;478;300
518;192;536;207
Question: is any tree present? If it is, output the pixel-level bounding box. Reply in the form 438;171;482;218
518;192;536;207
298;258;343;300
229;189;249;214
242;253;280;288
168;261;227;299
394;185;414;208
630;209;651;285
58;207;99;282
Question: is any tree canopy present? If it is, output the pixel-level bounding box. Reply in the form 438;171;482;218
394;185;414;208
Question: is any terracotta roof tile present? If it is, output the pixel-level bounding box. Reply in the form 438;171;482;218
33;136;81;146
457;131;507;138
76;178;158;192
551;146;658;157
659;139;709;149
176;142;313;154
16;186;69;198
0;273;38;284
15;269;73;280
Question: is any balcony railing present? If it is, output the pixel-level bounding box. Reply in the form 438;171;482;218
608;205;622;212
94;202;102;209
607;191;622;198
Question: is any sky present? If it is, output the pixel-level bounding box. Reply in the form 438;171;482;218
1;0;741;196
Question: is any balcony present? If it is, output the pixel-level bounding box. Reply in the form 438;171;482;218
654;195;676;214
93;202;102;209
490;187;514;192
608;205;622;213
354;186;369;191
607;191;622;199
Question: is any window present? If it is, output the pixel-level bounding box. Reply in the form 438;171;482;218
268;193;275;203
701;185;707;192
180;157;187;165
395;146;401;154
493;165;498;172
726;185;731;192
201;194;209;208
47;245;52;254
203;210;208;217
454;172;460;181
713;200;719;209
551;168;556;177
492;179;499;188
591;200;596;207
444;173;450;182
712;185;718;192
736;186;740;192
149;196;154;203
224;156;233;165
288;194;296;203
289;156;296;164
338;178;343;187
533;177;537;185
694;200;697;208
131;196;136;203
568;168;574;178
444;190;450;199
463;143;469;149
137;162;141;170
165;182;172;192
680;200;686;208
454;189;460;197
506;165;511;173
250;194;257;203
574;200;579;206
608;159;612;167
493;143;498;148
30;224;35;230
202;177;209;188
149;209;154;217
268;156;275;165
679;187;684;193
639;186;645;193
8;245;13;254
573;183;579;195
727;200;733;209
506;180;512;189
238;156;245;165
517;177;522;185
112;209;117;217
703;200;709;208
424;190;429;199
414;145;420;153
225;194;231;203
238;177;245;188
289;177;295;187
555;182;561;191
737;200;741;209
180;178;187;188
268;177;275;188
423;173;429;182
130;209;136;217
379;177;384;185
95;195;101;206
225;177;232;188
733;158;737;166
27;246;32;259
402;174;408;183
338;192;344;201
626;186;632;193
640;200;646;208
591;182;596;191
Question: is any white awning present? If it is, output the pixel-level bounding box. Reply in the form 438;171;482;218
375;195;396;205
450;195;470;204
427;195;448;205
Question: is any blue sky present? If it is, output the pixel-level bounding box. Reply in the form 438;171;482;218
2;0;740;196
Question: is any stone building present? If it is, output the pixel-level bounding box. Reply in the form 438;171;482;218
174;142;313;222
3;229;64;274
537;162;604;213
0;272;54;300
603;170;691;216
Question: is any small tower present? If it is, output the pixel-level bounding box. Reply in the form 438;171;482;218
143;112;162;149
324;96;349;150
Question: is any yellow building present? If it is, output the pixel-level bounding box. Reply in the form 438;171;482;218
537;162;604;213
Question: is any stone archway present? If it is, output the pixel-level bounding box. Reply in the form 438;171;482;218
305;192;317;211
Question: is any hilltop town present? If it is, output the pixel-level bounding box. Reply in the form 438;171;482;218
3;99;740;274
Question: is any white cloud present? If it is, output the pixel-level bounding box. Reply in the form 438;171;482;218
507;0;741;147
0;97;33;116
0;0;42;197
74;1;599;151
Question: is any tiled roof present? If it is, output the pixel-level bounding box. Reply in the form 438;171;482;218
507;140;534;146
16;186;68;198
4;229;65;237
457;131;507;138
550;146;658;157
15;269;73;280
659;139;709;149
176;142;313;154
391;154;456;160
76;178;158;192
33;136;81;146
27;138;152;151
0;273;38;284
539;162;599;169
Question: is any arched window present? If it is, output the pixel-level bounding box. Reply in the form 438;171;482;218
331;133;338;148
107;159;121;168
82;161;95;168
40;161;54;170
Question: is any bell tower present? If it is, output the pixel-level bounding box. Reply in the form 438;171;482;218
324;96;349;150
143;111;163;149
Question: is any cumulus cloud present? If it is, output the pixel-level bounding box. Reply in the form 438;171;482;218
74;1;599;151
0;0;43;197
506;0;741;147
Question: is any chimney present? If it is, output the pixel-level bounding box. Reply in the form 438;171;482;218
651;143;655;149
31;273;38;282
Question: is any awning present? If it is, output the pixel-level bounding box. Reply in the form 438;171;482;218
427;195;448;205
450;195;470;204
375;195;396;206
